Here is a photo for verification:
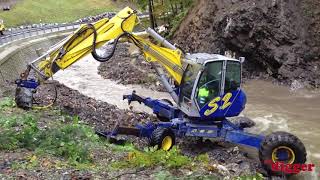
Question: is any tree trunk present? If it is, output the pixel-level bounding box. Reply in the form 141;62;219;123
148;0;156;29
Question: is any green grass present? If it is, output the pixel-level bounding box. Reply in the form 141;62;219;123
0;0;121;27
111;147;192;169
0;98;102;164
0;113;101;164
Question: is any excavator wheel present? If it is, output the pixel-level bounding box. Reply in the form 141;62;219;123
149;127;175;151
156;99;173;122
259;131;307;176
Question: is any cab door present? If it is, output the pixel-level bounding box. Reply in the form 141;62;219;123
196;60;224;119
196;60;245;120
221;60;245;117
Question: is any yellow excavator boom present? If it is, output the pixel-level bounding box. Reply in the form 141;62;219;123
26;7;183;84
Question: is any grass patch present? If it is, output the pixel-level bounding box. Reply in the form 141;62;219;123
0;97;15;110
36;123;100;163
0;0;121;27
0;113;101;163
111;146;191;169
0;98;102;164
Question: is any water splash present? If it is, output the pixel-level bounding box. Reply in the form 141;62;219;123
290;80;304;91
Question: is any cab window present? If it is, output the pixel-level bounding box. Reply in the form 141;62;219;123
180;64;201;104
196;61;222;108
224;61;241;93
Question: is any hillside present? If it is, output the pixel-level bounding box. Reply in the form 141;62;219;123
173;0;320;88
0;0;125;27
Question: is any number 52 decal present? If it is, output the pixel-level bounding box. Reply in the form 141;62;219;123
204;93;232;116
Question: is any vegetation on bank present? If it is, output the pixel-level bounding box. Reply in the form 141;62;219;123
0;0;120;27
0;97;210;178
0;97;263;179
129;0;194;37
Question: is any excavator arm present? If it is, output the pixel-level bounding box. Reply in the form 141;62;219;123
22;7;138;80
16;7;183;109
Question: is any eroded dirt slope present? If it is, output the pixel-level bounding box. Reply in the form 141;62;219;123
34;81;156;132
173;0;320;87
98;44;165;91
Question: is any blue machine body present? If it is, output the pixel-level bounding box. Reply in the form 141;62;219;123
15;79;39;89
121;92;264;149
199;89;247;120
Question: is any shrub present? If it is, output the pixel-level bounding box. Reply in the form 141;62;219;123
37;123;100;163
0;101;100;164
195;153;209;164
0;114;40;150
112;147;191;169
0;97;16;110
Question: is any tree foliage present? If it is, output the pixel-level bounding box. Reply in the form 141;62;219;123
131;0;193;29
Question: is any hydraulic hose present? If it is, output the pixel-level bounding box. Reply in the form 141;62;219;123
90;25;129;62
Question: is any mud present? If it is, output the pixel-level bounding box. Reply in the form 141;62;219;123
173;0;320;88
179;139;262;177
97;43;166;91
34;81;157;132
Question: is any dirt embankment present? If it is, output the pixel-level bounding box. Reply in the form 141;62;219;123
98;43;165;91
173;0;320;88
34;81;157;133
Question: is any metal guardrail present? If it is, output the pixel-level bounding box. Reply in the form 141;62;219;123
0;12;150;86
0;23;80;47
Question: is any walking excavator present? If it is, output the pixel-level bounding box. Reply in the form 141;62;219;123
14;7;307;176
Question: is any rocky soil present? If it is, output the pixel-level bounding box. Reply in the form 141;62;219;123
173;0;320;88
98;43;166;91
33;80;157;133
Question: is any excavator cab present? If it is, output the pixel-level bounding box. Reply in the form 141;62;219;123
178;53;246;121
0;19;5;35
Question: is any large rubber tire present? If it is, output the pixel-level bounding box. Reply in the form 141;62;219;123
259;131;307;176
156;99;173;122
149;127;175;151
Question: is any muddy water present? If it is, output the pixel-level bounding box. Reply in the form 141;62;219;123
243;80;320;179
54;55;320;179
53;55;171;114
